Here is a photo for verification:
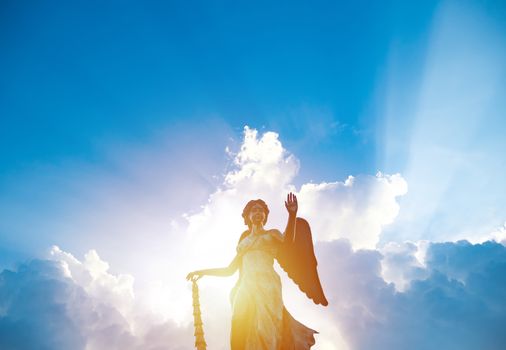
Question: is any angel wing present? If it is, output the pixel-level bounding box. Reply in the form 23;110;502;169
277;217;328;306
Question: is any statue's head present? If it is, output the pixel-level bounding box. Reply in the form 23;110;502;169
242;199;269;229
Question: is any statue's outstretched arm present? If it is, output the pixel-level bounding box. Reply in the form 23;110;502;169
186;254;240;281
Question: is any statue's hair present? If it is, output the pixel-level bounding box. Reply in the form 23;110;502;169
241;199;270;229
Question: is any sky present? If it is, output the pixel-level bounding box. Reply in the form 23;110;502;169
1;1;506;349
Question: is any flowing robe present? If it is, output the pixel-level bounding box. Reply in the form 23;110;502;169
230;230;316;350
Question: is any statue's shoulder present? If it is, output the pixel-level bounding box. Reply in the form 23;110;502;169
266;228;283;242
237;230;250;244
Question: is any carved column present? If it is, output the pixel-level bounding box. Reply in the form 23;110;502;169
192;280;207;350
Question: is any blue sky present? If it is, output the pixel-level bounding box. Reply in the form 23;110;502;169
0;1;438;177
1;1;506;349
2;0;505;254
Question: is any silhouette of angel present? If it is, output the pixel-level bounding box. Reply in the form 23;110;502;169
187;193;328;349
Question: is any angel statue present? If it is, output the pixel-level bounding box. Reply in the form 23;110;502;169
186;193;328;350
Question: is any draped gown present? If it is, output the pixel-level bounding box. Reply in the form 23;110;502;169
229;230;317;350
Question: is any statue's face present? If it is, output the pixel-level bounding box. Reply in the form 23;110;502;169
249;203;266;226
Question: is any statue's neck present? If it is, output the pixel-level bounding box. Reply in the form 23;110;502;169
251;224;265;235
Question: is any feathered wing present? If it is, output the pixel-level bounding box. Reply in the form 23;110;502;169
277;217;328;306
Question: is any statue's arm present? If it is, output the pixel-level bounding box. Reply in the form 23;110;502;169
283;192;298;243
283;212;296;243
186;254;240;280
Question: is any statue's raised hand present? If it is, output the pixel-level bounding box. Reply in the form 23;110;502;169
285;192;298;215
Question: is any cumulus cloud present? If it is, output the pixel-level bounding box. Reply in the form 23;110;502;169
298;173;407;249
4;126;505;350
465;222;506;246
489;223;506;245
183;127;407;275
379;240;429;291
317;239;506;350
49;246;136;325
4;240;506;350
0;248;192;350
0;259;86;350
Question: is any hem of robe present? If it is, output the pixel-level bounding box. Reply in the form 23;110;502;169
281;307;317;350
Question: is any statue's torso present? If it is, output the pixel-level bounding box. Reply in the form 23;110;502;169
237;231;279;275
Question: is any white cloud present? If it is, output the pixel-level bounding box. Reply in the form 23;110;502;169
379;241;429;291
464;222;506;246
45;246;194;350
225;126;300;190
317;239;506;350
0;251;193;350
5;230;506;350
49;246;135;325
3;126;506;349
184;128;407;268
490;223;506;245
298;172;407;249
1;126;410;350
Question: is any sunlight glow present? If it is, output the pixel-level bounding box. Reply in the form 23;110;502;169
381;1;506;242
